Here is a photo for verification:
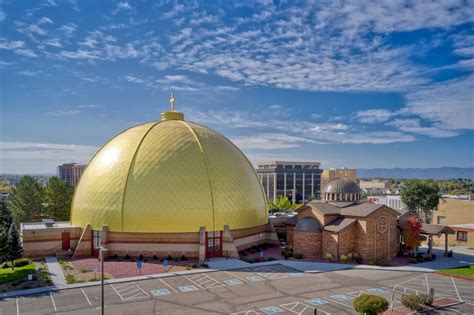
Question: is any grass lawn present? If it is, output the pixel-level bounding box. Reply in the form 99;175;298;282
438;265;474;279
0;263;36;284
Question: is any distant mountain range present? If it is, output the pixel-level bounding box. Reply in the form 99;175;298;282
358;167;474;180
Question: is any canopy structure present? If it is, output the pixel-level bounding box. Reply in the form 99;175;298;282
421;224;456;256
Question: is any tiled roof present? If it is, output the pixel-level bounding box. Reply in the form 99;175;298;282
340;203;385;217
324;217;356;233
421;224;455;235
295;217;322;232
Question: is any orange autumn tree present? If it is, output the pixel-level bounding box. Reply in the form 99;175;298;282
402;216;423;256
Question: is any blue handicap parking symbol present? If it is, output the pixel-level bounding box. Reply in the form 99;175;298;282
330;294;352;301
224;279;242;286
246;275;265;282
367;288;387;294
259;306;284;314
150;288;171;296
288;272;301;277
306;298;328;305
178;285;198;292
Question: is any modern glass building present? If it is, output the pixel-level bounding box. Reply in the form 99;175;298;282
256;161;323;204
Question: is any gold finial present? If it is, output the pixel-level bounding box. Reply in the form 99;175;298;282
170;92;175;112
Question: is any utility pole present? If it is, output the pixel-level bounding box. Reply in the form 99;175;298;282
99;246;108;315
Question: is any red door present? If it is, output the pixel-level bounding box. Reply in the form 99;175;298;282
205;231;223;258
61;231;70;250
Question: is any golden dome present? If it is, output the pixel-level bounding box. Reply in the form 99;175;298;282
70;111;268;233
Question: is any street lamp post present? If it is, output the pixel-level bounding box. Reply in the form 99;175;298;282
99;246;108;315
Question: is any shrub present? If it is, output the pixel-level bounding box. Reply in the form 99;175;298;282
65;274;77;284
377;259;391;266
13;258;32;267
401;294;424;311
340;255;349;263
347;253;353;260
324;253;333;262
153;255;158;260
423;256;433;262
416;257;424;263
416;253;423;259
113;254;118;259
368;259;377;265
125;254;131;260
167;254;172;260
447;250;453;257
355;256;363;264
408;258;418;264
353;294;389;315
138;254;144;261
431;254;437;260
294;253;303;259
267;256;277;261
418;293;433;306
181;255;187;261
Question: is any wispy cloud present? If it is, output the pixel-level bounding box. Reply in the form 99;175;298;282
0;141;97;174
47;110;80;116
388;118;460;138
14;48;38;58
113;2;133;15
232;133;320;150
356;109;396;124
0;8;6;22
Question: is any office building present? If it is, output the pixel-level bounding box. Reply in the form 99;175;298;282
257;161;323;204
321;168;357;190
57;163;86;187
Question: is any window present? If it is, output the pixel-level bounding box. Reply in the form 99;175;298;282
437;216;446;225
457;231;468;242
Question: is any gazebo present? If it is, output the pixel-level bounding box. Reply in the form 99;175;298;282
421;224;456;256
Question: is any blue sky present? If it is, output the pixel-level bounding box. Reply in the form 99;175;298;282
0;0;473;174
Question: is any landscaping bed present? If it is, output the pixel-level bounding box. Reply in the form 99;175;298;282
0;259;51;292
60;255;204;281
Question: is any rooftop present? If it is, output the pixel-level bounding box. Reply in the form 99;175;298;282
21;221;74;230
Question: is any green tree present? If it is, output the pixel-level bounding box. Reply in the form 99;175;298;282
0;228;8;263
401;179;440;223
0;198;12;229
7;224;23;269
268;196;293;211
8;176;44;224
44;177;73;221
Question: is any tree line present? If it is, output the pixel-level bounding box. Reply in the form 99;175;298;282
0;176;73;265
7;175;73;225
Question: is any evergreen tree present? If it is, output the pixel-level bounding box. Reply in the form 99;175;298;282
8;176;44;224
44;177;73;221
0;228;8;263
0;198;12;229
7;224;23;269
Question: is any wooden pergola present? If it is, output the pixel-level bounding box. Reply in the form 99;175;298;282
421;224;456;256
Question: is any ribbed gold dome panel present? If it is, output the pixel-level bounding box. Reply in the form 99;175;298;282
70;119;268;233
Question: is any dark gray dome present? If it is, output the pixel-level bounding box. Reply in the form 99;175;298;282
324;178;361;194
294;216;321;232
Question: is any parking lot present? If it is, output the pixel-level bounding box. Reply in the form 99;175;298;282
1;264;473;314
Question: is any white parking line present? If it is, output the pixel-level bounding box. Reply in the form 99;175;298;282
50;292;57;311
81;288;92;306
111;282;150;301
159;278;178;293
185;273;224;289
225;271;249;283
280;302;313;314
16;297;19;315
451;277;462;301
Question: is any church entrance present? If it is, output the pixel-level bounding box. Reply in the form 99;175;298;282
205;231;223;258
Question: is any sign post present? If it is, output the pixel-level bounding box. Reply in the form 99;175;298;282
163;259;169;272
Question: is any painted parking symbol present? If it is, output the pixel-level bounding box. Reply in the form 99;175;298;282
178;285;198;292
288;272;301;277
150;288;171;296
367;288;387;294
330;294;352;301
306;298;328;305
246;276;265;282
259;306;284;314
224;279;242;286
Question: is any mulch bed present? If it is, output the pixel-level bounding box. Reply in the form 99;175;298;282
383;297;462;315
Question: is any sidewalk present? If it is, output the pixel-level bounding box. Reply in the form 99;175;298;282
45;256;67;287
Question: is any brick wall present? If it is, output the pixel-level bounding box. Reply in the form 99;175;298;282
338;224;356;257
286;225;294;248
293;231;322;257
322;231;338;260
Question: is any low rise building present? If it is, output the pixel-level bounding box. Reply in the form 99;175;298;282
432;197;474;247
